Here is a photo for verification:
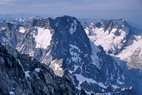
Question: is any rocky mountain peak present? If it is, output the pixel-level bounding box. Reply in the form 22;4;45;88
31;18;54;28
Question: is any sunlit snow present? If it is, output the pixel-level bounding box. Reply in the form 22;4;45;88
19;27;26;33
9;91;15;95
35;27;52;49
116;35;142;61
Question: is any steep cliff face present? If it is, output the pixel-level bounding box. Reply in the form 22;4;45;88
47;16;135;94
0;44;78;95
0;16;137;95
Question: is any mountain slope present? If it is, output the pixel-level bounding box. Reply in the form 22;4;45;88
0;44;79;95
83;19;142;94
83;19;142;62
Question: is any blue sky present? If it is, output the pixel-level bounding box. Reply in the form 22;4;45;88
0;0;142;28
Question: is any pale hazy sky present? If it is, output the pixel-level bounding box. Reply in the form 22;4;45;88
0;0;142;28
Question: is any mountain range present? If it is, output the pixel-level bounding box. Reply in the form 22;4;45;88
0;15;141;95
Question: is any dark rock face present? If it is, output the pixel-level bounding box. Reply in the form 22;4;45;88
49;16;136;94
0;44;78;95
0;16;137;95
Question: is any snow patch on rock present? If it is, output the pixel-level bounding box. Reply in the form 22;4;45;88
69;20;77;35
69;44;81;63
19;27;26;33
75;74;97;84
112;85;119;89
34;27;52;49
9;91;15;95
35;68;41;72
50;59;64;77
25;71;30;78
98;82;107;89
116;35;142;61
